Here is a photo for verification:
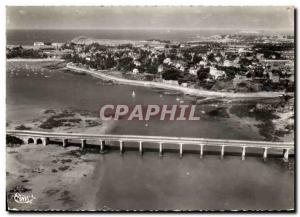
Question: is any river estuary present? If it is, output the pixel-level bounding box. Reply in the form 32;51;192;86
6;61;294;210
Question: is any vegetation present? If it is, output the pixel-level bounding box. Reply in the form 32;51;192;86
6;46;47;59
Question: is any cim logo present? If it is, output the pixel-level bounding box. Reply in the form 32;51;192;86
13;193;36;204
99;104;200;121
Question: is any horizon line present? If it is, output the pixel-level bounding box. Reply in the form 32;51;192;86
6;27;294;32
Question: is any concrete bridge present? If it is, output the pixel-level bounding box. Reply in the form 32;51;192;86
6;130;294;162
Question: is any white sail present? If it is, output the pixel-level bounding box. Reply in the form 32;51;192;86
132;91;136;98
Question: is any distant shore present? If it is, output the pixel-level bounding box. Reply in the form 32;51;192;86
66;63;286;99
7;58;65;62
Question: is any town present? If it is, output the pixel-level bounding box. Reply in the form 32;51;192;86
5;6;295;212
7;33;294;94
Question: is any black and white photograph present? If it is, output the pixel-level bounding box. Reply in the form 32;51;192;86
5;5;295;212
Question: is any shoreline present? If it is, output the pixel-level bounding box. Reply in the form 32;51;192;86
66;63;287;99
7;58;65;62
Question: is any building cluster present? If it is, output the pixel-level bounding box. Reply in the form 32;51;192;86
64;34;294;92
7;34;294;93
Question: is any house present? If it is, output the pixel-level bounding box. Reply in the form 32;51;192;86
34;42;44;46
181;83;188;87
223;60;233;67
209;67;226;80
199;60;207;66
215;55;223;63
268;70;280;83
52;42;63;49
133;60;141;66
157;65;164;73
163;58;172;65
132;68;139;75
189;67;198;76
256;53;264;60
175;63;182;69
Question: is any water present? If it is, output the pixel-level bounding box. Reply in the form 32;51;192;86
7;61;264;140
6;61;294;210
7;29;238;45
94;152;294;211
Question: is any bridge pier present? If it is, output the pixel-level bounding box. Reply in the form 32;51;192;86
179;143;183;158
220;145;225;159
42;137;48;146
119;140;123;154
62;139;68;148
139;141;143;155
81;139;86;150
200;144;204;158
100;140;105;153
242;146;246;160
283;149;290;162
159;142;163;157
263;148;268;161
26;137;33;144
6;131;294;162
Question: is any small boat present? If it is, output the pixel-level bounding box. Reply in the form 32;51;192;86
132;91;136;98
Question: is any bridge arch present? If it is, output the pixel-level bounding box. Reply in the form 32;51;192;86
27;138;34;144
36;138;43;145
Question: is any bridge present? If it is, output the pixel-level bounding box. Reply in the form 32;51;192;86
6;130;294;162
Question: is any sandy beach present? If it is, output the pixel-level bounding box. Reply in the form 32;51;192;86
6;143;102;211
66;63;286;99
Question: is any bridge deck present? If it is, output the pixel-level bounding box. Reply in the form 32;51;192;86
6;130;294;150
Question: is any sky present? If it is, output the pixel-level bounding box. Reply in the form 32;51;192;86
6;6;294;31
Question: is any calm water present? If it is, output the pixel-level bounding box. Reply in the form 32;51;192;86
7;29;238;45
6;61;264;140
6;61;294;210
94;152;294;211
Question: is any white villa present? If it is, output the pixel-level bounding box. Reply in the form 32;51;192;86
209;67;226;79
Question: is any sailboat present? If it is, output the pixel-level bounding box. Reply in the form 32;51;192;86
132;91;136;98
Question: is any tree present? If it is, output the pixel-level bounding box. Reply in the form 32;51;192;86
162;68;182;80
207;53;215;62
192;54;203;64
118;57;135;71
197;67;210;81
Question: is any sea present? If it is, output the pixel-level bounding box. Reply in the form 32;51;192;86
5;28;287;45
